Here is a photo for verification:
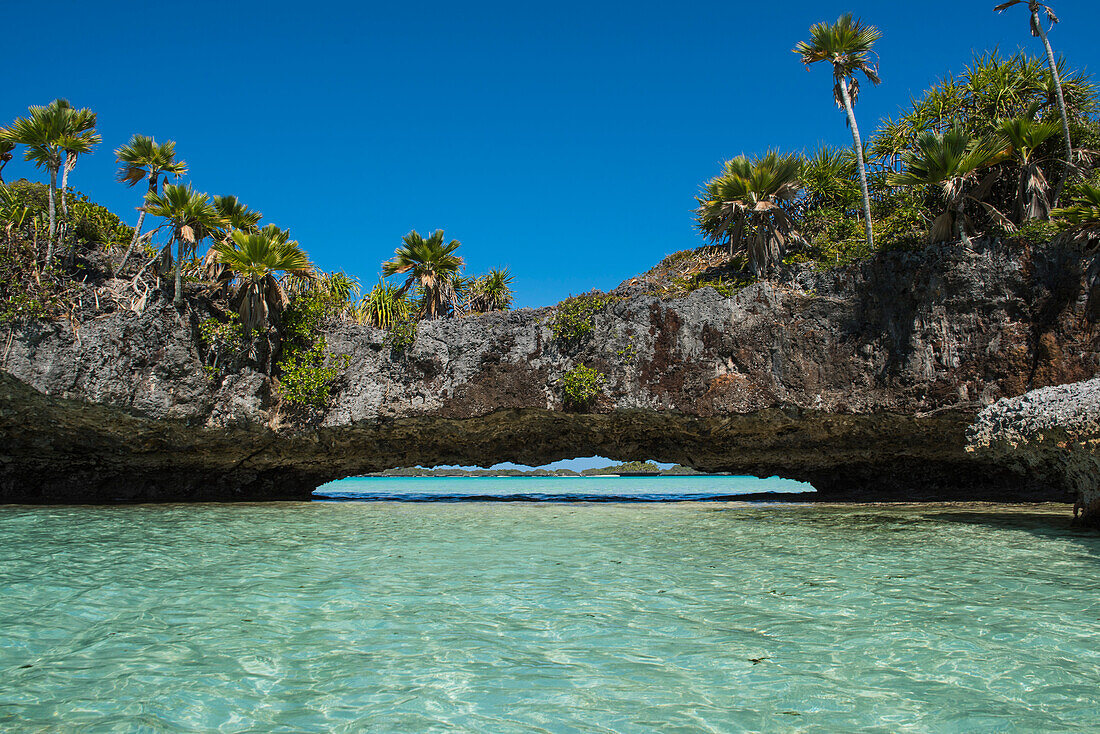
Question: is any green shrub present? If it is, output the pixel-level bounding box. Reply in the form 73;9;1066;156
563;363;604;407
276;287;353;408
0;238;61;324
277;338;351;407
388;314;418;354
802;206;864;261
198;314;247;377
782;252;813;266
874;188;930;252
1013;220;1061;245
282;279;353;340
549;294;615;343
2;181;132;250
616;333;637;363
68;192;133;249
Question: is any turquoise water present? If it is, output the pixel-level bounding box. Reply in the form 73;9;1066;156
0;490;1098;732
315;474;814;501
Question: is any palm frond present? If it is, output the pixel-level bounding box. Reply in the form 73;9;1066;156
213;229;314;331
114;134;187;186
794;13;882;107
382;229;465;318
695;151;805;274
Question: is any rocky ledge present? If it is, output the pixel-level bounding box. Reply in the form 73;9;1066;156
968;378;1100;527
0;239;1097;513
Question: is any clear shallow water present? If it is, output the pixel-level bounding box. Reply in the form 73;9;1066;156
0;498;1097;732
315;475;814;502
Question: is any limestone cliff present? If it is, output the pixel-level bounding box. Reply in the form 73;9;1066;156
1;238;1096;506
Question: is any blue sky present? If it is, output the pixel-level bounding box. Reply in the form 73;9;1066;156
3;0;1097;309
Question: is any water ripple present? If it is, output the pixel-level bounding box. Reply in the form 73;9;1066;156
0;500;1096;732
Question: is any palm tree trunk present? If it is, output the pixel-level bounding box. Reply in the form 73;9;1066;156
839;78;874;249
955;192;971;248
174;235;185;306
45;166;58;265
118;177;157;273
1033;7;1073;207
60;157;71;219
117;211;147;273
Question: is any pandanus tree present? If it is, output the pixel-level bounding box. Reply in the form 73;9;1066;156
283;269;361;321
996;103;1062;222
871;52;1095;162
142;183;224;305
888;129;1008;246
994;1;1073;205
695;152;804;276
212;228;313;332
800;146;859;209
0;101;70;261
115;135;187;271
382;229;465;319
357;280;410;328
467;267;515;313
795;13;882;249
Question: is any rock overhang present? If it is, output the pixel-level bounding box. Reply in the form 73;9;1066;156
0;239;1096;511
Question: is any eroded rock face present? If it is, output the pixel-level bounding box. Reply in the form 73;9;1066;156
0;239;1096;504
968;378;1100;528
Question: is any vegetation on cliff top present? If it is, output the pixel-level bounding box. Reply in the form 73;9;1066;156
575;5;1100;307
689;5;1099;290
0;98;515;410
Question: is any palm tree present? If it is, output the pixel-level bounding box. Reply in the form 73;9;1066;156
212;228;313;332
0;102;69;262
695;152;804;276
467;267;515;312
142;183;224;305
382;229;465;319
0;141;13;184
58;130;100;218
795;14;882;249
996;103;1062;222
115;135;188;271
50;100;100;219
213;195;263;233
888;129;1008;246
994;1;1073;205
203;195;263;282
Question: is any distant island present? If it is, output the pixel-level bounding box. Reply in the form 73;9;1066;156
365;461;713;478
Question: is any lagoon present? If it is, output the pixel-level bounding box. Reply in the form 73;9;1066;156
0;483;1097;732
314;474;814;502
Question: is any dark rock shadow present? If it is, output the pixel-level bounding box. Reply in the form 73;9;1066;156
921;508;1100;550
